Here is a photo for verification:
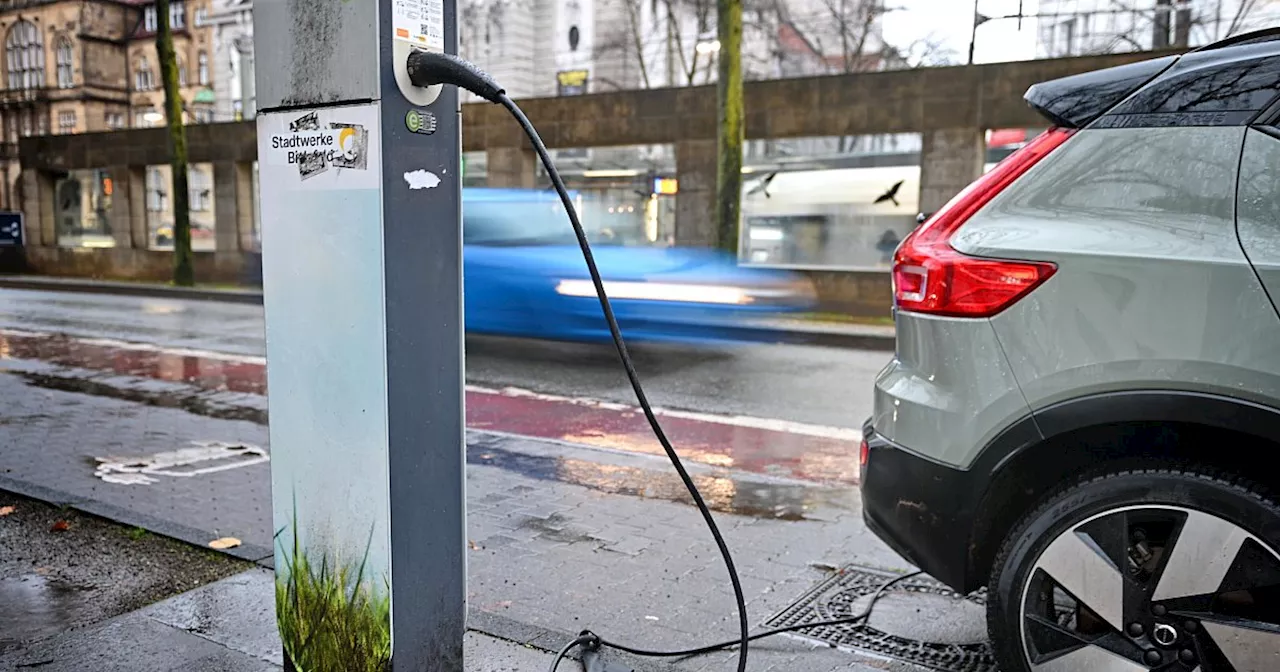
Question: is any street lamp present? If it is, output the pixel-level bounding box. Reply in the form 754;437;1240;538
695;31;720;55
968;0;1024;65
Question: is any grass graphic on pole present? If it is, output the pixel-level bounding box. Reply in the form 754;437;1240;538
275;502;391;672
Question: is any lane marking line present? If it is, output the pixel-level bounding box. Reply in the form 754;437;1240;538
1;328;861;441
466;384;862;441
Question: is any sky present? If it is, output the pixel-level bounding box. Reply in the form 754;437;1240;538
882;0;1042;65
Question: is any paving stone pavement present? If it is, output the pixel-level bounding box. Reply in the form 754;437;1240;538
0;570;569;671
0;369;968;671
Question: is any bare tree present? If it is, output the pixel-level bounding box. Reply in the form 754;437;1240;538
788;0;885;73
589;0;720;90
592;0;940;91
1049;0;1268;56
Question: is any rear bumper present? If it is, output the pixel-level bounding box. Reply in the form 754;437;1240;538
860;419;978;593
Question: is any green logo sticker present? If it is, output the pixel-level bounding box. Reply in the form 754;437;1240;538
405;109;438;135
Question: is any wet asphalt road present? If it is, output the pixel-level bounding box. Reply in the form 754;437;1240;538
0;288;888;427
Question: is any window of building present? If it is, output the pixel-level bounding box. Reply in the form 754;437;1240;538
135;59;154;91
55;169;115;248
1057;18;1077;55
144;7;157;32
171;1;186;29
20;110;31;136
134;109;162;127
193;107;213;124
146;167;167;212
105;111;124;129
37;112;46;135
189;167;211;211
56;38;73;88
197;50;208;85
57;110;75;134
5;112;14;143
6;20;44;91
178;56;187;86
195;7;208;27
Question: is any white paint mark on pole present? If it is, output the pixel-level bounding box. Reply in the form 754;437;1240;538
404;169;441;190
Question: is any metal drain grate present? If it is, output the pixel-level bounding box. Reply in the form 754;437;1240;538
765;565;998;672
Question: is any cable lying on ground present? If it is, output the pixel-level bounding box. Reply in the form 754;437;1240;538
586;569;923;659
406;49;912;672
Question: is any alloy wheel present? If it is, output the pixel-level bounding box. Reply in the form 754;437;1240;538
1020;504;1280;671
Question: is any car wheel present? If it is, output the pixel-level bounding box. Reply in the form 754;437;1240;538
987;469;1280;672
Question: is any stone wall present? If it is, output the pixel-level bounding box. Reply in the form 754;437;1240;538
9;50;1178;314
21;246;261;285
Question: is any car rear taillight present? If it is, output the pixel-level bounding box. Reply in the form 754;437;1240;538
859;438;869;467
893;128;1073;318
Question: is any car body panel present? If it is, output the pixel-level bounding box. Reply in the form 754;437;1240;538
872;313;1033;468
954;126;1280;434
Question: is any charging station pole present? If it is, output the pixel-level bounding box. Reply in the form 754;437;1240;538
254;0;464;669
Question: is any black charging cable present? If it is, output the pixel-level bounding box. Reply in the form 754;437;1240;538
406;50;914;671
585;568;922;660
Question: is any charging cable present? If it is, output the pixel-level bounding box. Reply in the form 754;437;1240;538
406;50;914;671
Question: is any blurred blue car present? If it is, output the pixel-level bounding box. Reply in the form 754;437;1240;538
463;188;817;343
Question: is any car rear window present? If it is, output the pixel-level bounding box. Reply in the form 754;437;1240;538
1099;45;1280;127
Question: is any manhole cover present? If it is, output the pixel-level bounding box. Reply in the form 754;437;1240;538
765;565;998;672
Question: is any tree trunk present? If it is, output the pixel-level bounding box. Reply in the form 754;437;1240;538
715;0;743;255
156;0;193;286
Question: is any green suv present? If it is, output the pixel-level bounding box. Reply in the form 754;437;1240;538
861;30;1280;672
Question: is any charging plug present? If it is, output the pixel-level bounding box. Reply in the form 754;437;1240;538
405;50;505;104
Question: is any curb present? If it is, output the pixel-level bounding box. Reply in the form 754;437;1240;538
0;276;265;305
0;276;895;351
0;473;275;566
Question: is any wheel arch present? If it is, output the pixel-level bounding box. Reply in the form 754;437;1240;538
965;390;1280;592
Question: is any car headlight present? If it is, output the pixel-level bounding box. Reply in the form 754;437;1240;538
554;279;812;306
555;280;753;305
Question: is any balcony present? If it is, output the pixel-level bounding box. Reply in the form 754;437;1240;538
0;87;48;106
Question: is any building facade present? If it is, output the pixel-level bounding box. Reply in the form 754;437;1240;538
0;0;219;212
1037;0;1280;57
122;0;217;127
208;0;251;122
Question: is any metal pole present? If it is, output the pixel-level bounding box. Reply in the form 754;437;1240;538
253;0;464;668
968;0;979;65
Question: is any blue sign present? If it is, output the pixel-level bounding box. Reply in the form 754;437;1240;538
0;212;22;247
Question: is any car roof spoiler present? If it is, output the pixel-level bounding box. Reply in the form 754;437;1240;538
1024;55;1179;129
1025;28;1280;129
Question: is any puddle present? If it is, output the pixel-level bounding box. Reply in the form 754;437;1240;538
468;443;853;520
0;574;93;650
0;331;266;394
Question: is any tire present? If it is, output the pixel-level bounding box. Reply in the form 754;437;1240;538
986;469;1280;672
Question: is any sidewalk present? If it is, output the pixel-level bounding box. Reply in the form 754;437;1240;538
0;360;989;671
0;275;896;350
0;569;570;671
